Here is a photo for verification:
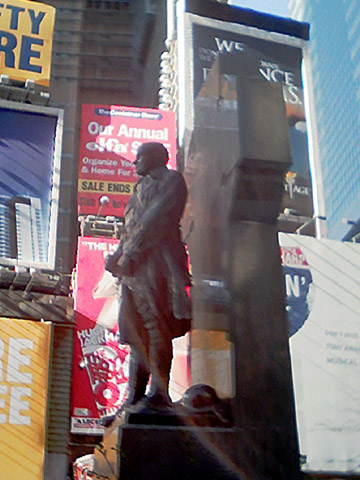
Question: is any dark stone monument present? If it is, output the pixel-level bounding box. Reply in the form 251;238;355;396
89;53;302;480
94;388;239;480
92;142;241;479
220;52;302;480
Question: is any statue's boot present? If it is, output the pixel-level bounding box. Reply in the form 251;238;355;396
145;336;173;409
126;350;150;406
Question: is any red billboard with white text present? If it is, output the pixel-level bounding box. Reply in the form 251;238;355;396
71;236;190;434
77;105;177;217
71;237;129;434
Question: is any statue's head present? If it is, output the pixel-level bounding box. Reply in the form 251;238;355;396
134;142;169;176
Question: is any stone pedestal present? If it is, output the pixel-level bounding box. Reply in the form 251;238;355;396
228;223;302;480
93;410;242;480
218;52;302;480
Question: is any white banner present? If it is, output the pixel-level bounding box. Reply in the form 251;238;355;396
280;233;360;474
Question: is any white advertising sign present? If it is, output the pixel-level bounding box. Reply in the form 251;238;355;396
280;233;360;474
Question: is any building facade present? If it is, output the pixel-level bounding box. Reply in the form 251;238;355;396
289;0;360;240
46;0;167;277
47;1;167;476
0;2;168;479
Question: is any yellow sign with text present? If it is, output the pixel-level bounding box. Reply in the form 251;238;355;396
0;0;55;85
79;178;136;195
0;317;52;480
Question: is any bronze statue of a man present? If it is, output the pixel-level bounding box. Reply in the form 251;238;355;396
105;142;191;411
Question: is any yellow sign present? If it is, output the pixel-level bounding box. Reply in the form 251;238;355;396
78;178;136;195
0;0;55;86
0;317;52;480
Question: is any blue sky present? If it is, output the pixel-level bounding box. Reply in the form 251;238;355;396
229;0;290;17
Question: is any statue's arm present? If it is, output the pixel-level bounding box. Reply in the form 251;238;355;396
142;172;186;229
104;241;124;276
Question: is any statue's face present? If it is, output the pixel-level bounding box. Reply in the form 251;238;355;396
134;147;153;176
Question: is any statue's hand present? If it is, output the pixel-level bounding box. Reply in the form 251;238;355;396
104;253;120;276
117;253;133;276
105;247;138;277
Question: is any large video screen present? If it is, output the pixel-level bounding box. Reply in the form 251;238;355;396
0;100;63;270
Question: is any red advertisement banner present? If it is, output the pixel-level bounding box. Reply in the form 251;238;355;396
77;105;177;217
71;237;129;434
71;237;190;435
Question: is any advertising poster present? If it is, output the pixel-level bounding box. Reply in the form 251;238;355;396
178;10;313;220
0;0;55;86
78;104;177;217
0;317;52;480
71;237;190;434
0;100;63;270
71;237;129;435
280;233;360;474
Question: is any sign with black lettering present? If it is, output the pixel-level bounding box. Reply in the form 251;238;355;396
77;104;177;217
0;0;55;86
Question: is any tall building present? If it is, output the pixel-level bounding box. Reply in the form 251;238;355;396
0;195;45;263
13;197;46;263
289;0;360;240
0;3;169;478
43;0;167;275
45;0;167;473
0;196;11;258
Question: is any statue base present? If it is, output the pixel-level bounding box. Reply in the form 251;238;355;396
93;406;241;480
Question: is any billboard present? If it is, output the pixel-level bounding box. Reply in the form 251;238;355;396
0;100;63;270
0;0;55;86
71;237;190;434
184;233;360;475
71;237;129;434
77;104;177;217
0;317;52;480
281;234;360;474
177;6;313;221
